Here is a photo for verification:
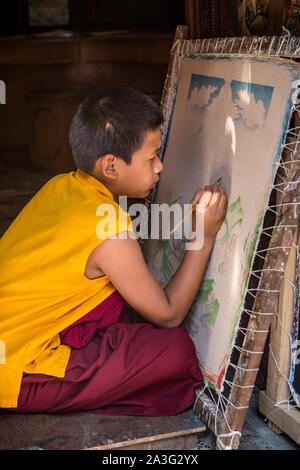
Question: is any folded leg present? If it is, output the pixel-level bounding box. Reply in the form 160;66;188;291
15;322;203;416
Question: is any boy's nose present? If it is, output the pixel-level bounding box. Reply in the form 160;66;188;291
155;157;163;174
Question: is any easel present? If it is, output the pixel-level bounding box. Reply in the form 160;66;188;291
159;25;300;450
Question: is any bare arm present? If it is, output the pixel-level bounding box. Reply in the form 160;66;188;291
92;185;227;328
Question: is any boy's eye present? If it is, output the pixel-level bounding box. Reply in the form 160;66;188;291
149;149;161;161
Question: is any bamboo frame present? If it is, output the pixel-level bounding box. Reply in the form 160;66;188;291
158;26;300;449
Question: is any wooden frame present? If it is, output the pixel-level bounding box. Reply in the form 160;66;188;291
259;137;300;444
159;26;300;449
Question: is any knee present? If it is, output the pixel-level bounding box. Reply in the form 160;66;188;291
164;327;200;377
170;327;195;355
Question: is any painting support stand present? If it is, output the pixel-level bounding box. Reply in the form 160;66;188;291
258;117;300;446
159;26;300;450
258;222;300;443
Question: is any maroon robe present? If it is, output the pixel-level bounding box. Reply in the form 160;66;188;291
12;292;203;416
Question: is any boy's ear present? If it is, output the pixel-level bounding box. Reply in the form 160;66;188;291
98;154;118;179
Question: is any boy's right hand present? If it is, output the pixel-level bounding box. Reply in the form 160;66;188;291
191;184;228;241
91;184;227;329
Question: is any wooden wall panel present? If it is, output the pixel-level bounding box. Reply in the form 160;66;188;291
0;33;172;168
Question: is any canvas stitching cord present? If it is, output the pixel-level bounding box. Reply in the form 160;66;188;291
278;35;289;56
239;37;246;54
193;382;219;430
250;269;285;281
215;393;242;450
266;202;300;210
243;308;274;316
282;273;297;289
263;244;300;417
216;432;242;450
209;220;297;445
238;327;270;334
282;26;291;38
217;181;298;442
264;333;298;422
268;36;276;56
179;36;300;59
269;345;291;383
228;363;260;372
232;344;264;355
207;185;298;450
274;160;300;167
264;398;298;422
237;229;299;428
258;225;298;231
221;38;227;54
218;393;249;410
247;287;280;293
223;380;254;389
214;38;219;54
258;36;267;55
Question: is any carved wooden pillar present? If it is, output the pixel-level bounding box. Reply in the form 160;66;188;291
184;0;239;39
185;0;292;39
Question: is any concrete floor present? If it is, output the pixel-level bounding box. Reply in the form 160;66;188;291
0;163;299;451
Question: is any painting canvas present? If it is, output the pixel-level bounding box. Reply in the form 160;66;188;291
145;55;300;392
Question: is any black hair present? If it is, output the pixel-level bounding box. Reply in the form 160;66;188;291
69;87;164;173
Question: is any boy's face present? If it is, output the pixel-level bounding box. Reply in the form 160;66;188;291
114;127;163;199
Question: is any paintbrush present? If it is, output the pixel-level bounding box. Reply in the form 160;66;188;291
169;177;223;236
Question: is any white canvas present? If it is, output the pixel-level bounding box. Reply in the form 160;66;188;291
145;55;300;391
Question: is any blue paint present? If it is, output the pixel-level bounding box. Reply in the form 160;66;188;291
159;53;300;188
230;80;274;117
187;74;225;109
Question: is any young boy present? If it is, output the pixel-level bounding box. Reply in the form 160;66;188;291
0;87;227;416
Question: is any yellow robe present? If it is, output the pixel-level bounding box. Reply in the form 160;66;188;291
0;169;133;408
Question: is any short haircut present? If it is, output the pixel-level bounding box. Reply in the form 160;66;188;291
69;87;164;173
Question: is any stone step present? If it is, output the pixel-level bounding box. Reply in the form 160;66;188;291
0;408;206;450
